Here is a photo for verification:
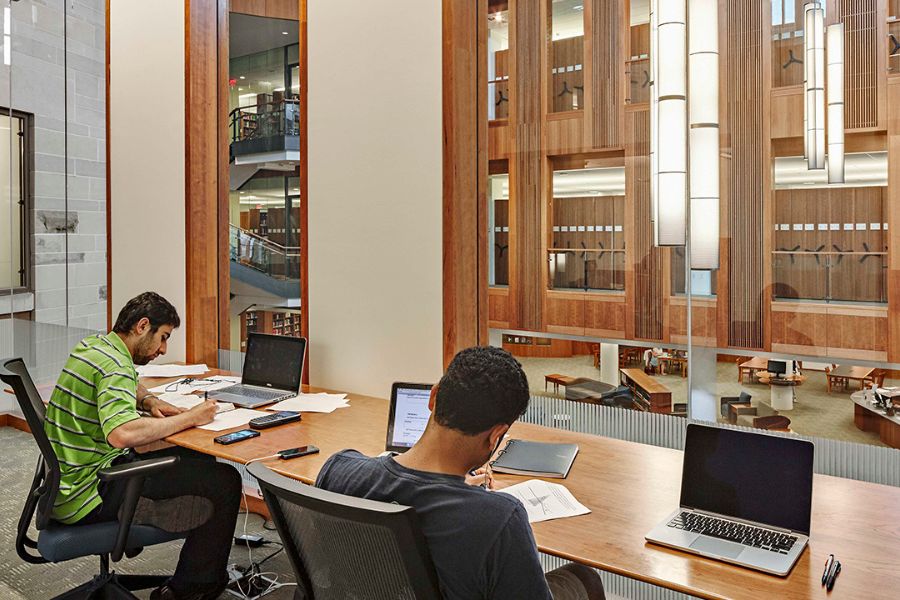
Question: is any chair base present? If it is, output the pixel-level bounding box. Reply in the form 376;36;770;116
51;559;168;600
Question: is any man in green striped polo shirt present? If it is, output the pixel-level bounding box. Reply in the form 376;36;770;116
44;291;241;600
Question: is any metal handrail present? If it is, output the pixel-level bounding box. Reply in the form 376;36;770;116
230;224;299;255
229;98;300;145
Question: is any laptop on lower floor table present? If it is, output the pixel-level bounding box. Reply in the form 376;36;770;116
645;423;814;576
208;333;306;409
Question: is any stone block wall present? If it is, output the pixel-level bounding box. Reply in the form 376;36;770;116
0;0;107;330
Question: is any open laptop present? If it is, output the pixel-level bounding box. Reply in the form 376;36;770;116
384;382;433;453
645;423;814;576
209;333;306;409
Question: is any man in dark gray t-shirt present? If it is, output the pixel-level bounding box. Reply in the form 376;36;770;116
316;346;605;600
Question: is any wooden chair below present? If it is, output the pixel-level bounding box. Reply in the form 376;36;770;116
751;414;792;432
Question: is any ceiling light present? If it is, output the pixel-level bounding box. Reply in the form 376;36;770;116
239;76;246;80
282;31;289;35
574;5;584;10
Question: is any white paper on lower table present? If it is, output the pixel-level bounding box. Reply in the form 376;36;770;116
196;408;267;431
497;479;591;523
149;375;241;395
267;394;350;413
158;393;234;414
137;363;210;378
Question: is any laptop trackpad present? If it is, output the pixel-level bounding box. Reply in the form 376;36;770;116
690;536;745;559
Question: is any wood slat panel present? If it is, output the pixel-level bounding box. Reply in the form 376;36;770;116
835;0;882;130
888;77;900;362
509;0;544;331
626;108;663;341
488;287;510;328
590;0;623;148
723;0;769;349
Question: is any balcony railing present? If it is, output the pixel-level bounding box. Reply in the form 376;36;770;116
230;224;301;281
229;98;300;157
772;250;887;303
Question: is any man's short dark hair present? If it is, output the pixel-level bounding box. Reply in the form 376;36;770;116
433;346;530;435
112;292;180;334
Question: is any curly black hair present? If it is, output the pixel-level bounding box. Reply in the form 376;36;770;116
433;346;531;435
112;292;180;334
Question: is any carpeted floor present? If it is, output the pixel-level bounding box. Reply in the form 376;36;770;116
0;428;297;599
517;354;889;447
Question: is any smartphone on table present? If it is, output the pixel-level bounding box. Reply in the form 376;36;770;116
214;429;260;445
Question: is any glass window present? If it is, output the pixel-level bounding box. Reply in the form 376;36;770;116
549;0;585;113
549;167;625;291
0;110;26;291
488;172;509;287
487;4;509;121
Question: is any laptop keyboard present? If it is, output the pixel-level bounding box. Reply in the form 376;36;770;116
668;512;797;554
216;385;290;400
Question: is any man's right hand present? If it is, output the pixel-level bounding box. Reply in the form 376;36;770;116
186;400;218;426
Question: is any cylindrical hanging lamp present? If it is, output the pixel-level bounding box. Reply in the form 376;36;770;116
826;23;844;184
804;1;825;170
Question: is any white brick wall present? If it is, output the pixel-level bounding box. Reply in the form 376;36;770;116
0;0;107;331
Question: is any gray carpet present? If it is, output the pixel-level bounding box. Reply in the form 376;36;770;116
0;427;297;599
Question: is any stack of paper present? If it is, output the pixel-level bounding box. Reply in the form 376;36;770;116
137;363;210;378
267;393;350;414
497;479;591;523
149;375;241;395
197;408;268;431
158;392;234;414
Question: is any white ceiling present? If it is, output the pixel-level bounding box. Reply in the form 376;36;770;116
230;13;299;59
774;152;887;189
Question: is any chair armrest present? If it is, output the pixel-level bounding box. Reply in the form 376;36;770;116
98;456;178;482
99;456;179;562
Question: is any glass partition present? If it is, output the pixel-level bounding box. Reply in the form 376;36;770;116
548;0;584;113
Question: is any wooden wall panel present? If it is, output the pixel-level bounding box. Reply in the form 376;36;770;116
544;115;587;155
488;122;512;160
488;287;510;328
443;0;487;365
186;0;222;366
589;0;624;148
230;0;299;20
770;87;803;139
888;77;900;362
503;337;590;359
669;298;717;346
545;292;585;335
583;294;626;337
625;108;664;341
722;0;770;350
508;0;544;331
771;302;888;360
833;0;885;131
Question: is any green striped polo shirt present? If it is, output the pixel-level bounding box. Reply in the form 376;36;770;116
43;332;142;524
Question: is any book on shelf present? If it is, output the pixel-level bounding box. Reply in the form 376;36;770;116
490;439;579;479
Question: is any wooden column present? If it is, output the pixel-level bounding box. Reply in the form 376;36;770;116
185;0;224;365
887;77;900;362
443;0;488;366
588;0;624;149
508;0;544;332
299;0;309;382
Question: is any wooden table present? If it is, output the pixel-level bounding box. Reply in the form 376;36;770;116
619;368;672;413
657;354;687;377
737;357;770;382
148;371;900;599
850;389;900;449
544;373;580;394
827;365;875;392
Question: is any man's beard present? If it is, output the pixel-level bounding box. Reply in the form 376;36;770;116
132;335;157;365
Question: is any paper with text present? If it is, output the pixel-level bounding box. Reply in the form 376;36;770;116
196;408;267;431
498;479;590;523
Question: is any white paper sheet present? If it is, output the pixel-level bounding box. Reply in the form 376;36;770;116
267;393;350;413
498;479;590;523
136;364;210;378
158;392;234;414
196;408;267;431
149;375;241;395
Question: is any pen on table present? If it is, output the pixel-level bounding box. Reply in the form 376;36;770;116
826;560;841;591
821;554;834;585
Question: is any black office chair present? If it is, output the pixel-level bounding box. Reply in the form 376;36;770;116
0;357;185;600
720;391;752;421
248;461;443;600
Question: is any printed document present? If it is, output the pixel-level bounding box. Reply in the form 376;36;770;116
137;364;209;378
498;479;591;523
197;408;267;431
267;393;350;413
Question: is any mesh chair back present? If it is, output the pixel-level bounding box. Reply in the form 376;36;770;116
248;462;442;600
0;358;62;534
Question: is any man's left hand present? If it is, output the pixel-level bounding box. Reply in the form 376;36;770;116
145;395;186;418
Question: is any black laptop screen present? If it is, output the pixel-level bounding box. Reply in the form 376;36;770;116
680;424;814;535
242;333;306;392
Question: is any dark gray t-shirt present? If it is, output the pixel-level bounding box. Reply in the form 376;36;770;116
316;450;552;600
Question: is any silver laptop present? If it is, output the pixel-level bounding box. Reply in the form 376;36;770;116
645;423;814;576
209;333;306;408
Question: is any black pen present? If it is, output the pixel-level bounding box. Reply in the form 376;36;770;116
826;560;841;591
821;554;834;585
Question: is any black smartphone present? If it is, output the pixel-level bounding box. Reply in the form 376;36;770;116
214;429;261;445
279;445;320;459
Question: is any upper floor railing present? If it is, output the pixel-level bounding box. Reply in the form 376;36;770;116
229;224;301;281
229;98;300;147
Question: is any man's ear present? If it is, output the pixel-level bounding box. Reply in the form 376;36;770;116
428;384;439;411
134;317;151;336
488;423;510;452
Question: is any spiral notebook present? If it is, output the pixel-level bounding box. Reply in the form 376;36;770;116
490;439;579;479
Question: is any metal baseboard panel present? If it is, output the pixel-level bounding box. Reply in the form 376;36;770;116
539;554;699;600
523;395;900;487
